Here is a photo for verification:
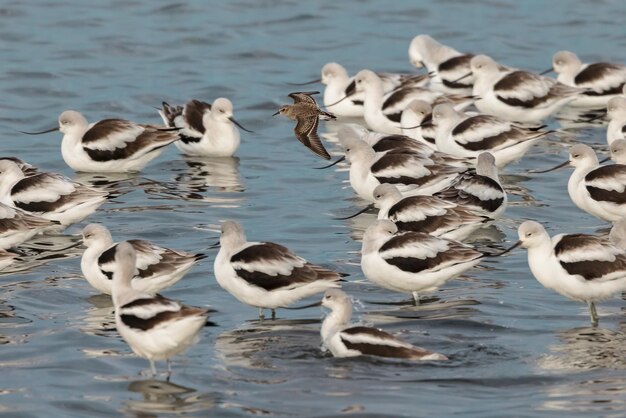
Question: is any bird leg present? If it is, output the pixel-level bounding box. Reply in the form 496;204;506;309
258;307;265;321
271;309;276;320
588;301;598;326
149;360;157;377
412;292;420;306
166;359;172;381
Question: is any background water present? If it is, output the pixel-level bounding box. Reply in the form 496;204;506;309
1;0;626;417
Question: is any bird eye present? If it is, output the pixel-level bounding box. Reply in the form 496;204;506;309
573;154;580;158
346;148;351;152
525;232;532;237
375;194;381;199
556;60;563;65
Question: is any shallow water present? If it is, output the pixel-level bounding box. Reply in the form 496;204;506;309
1;0;626;416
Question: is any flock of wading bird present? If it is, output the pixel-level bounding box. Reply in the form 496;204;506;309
3;34;626;376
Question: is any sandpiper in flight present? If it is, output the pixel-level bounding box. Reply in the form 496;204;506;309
273;91;336;160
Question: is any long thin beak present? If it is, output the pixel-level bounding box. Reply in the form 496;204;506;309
452;72;472;83
334;203;375;220
400;120;430;130
18;126;58;135
428;71;436;78
272;111;280;117
325;95;349;108
229;117;254;133
530;160;570;174
490;240;522;257
314;155;345;169
599;156;611;164
286;78;321;86
539;68;554;75
282;300;322;310
208;240;220;249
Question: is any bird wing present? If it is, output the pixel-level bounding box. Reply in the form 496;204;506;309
288;91;319;105
230;241;339;291
294;116;331;160
553;233;626;282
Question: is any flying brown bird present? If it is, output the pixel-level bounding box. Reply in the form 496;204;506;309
273;91;336;160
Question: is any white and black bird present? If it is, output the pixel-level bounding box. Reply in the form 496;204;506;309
372;183;489;241
434;152;507;219
431;103;549;166
81;224;205;295
337;134;464;202
467;55;580;122
408;34;475;94
308;62;429;118
0;160;108;229
112;242;212;376
510;220;626;325
21;110;180;172
349;69;473;135
320;289;447;360
540;144;626;222
544;50;626;109
361;220;483;304
158;98;252;157
214;221;342;319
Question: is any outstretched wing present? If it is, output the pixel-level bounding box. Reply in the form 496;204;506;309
288;91;320;105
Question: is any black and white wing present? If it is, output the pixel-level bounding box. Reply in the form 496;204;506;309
81;119;178;162
118;294;209;331
378;231;482;274
434;170;505;214
575;63;626;95
584;165;626;205
229;241;340;291
339;326;436;359
554;233;626;282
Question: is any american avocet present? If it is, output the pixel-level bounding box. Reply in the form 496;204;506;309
81;224;205;295
274;91;336;160
21;111;180;172
351;70;473;135
606;96;626;145
431;103;549;166
159;98;252;157
541;144;626;222
111;242;212;376
0;202;58;249
0;160;107;229
372;183;489;241
338;135;464;202
542;51;626;109
320;289;447;360
609;139;626;164
214;221;342;319
400;100;437;149
361;220;482;304
467;55;580;123
511;220;626;325
408;34;474;94
434;152;507;219
310;63;428;118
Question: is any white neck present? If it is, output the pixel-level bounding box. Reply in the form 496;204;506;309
321;302;352;342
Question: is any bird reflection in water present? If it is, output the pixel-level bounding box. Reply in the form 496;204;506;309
539;327;626;414
539;325;626;371
138;157;245;203
124;379;216;415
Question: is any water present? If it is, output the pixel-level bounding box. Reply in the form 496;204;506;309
1;0;626;416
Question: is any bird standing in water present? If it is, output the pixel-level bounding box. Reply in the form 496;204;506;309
273;91;336;160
